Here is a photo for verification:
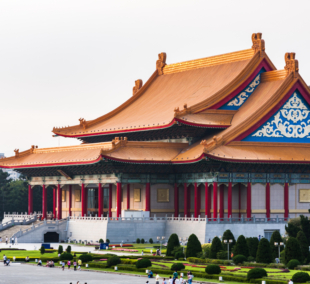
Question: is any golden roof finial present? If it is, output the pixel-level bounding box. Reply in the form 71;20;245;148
156;52;166;75
79;118;87;130
285;52;299;78
133;79;143;95
14;149;19;157
252;33;265;57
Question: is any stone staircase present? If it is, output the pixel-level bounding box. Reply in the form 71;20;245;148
0;221;41;241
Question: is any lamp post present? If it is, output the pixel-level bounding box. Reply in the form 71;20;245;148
274;242;284;261
223;239;233;260
157;236;165;253
179;237;188;255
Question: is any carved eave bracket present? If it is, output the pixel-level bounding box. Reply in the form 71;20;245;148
174;103;192;118
200;135;221;153
156;52;166;75
133;79;143;95
30;145;38;154
111;137;128;149
252;33;265;58
14;149;19;158
285;52;299;78
79;118;88;130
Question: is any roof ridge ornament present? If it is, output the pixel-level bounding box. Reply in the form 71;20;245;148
14;149;19;157
133;79;143;95
156;52;166;75
174;103;191;117
30;145;38;154
112;137;128;148
200;136;221;151
79;118;88;130
251;33;265;57
285;52;299;78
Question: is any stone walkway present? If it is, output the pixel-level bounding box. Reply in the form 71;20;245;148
0;263;149;284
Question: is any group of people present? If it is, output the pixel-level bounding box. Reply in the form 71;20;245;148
151;270;194;284
2;255;10;266
0;236;18;245
37;259;82;271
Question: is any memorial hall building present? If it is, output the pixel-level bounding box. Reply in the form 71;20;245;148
1;33;310;242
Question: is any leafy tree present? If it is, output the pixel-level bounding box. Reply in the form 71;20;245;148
186;234;202;258
300;215;310;245
285;222;301;238
297;231;309;263
136;238;140;244
210;237;223;259
285;237;302;263
149;238;153;244
40;246;45;254
246;237;259;258
166;233;180;256
222;230;236;251
58;245;63;254
66;245;72;254
233;235;249;257
256;238;273;264
269;231;283;259
99;239;104;243
141;238;145;244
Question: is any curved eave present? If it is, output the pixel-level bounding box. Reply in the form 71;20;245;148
102;153;206;165
175;118;230;129
0;156;102;169
205;153;310;164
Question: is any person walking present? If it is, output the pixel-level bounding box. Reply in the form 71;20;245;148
3;255;7;265
5;236;8;245
173;270;178;284
155;273;160;284
68;260;71;269
73;260;77;271
188;272;193;284
62;261;65;271
78;259;82;271
11;237;14;245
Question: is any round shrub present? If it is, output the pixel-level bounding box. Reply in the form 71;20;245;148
233;254;247;264
149;238;153;244
247;268;267;280
136;238;140;244
175;251;185;259
292;272;310;283
171;263;185;271
141;238;145;244
107;256;121;267
78;254;93;263
205;264;221;274
106;239;110;243
60;253;73;260
99;239;104;243
287;259;300;269
136;258;152;269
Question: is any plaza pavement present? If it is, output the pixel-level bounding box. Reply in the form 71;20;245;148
0;263;150;284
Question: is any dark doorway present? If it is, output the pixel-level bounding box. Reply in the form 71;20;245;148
44;232;59;243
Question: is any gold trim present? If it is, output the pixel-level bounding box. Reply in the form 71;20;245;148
289;209;309;213
252;209;267;213
270;209;285;213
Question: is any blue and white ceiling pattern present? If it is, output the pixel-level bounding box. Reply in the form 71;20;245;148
219;68;265;110
243;90;310;143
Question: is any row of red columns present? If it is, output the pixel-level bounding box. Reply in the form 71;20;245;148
29;181;290;219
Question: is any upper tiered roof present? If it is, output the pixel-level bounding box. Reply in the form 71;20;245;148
52;33;276;143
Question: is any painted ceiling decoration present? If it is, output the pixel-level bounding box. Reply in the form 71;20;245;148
219;68;265;110
243;90;310;142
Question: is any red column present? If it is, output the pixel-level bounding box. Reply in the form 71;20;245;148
28;185;33;215
53;187;56;219
127;184;130;210
68;185;72;217
98;183;103;217
238;183;241;218
266;183;270;219
57;184;62;220
247;182;251;218
42;185;47;219
213;182;218;218
187;186;191;216
184;183;188;217
197;184;201;216
284;183;289;219
84;186;88;216
228;182;232;218
194;183;198;218
174;183;179;217
81;183;85;217
116;183;122;218
219;184;224;218
204;183;210;218
108;184;112;217
145;182;150;212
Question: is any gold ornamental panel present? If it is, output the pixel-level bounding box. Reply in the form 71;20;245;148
299;189;310;202
157;188;169;203
74;189;81;202
134;188;141;202
62;190;66;202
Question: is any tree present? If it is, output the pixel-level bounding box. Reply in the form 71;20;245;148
210;237;223;259
222;230;236;251
285;222;301;238
297;231;308;263
166;233;180;256
58;245;63;254
186;234;202;258
269;231;283;259
300;215;310;245
256;238;273;264
233;235;249;257
40;246;45;255
66;245;72;254
246;237;259;258
285;237;302;264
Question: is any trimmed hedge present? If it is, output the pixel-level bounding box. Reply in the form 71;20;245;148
292;272;310;283
233;255;247;265
171;263;185;271
107;256;121;267
121;259;137;265
287;259;300;269
205;264;221;274
136;258;151;268
247;268;267;280
78;254;93;263
60;253;73;260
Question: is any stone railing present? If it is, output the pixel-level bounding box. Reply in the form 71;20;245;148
69;214;288;223
3;212;53;221
0;214;37;232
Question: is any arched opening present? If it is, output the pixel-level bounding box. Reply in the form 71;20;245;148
44;232;59;243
